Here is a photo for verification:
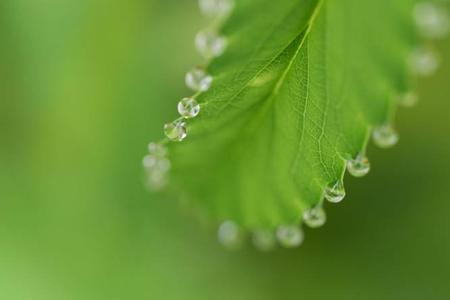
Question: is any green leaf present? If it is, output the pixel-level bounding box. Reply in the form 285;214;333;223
167;0;419;229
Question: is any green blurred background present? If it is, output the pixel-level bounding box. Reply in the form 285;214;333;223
1;1;449;299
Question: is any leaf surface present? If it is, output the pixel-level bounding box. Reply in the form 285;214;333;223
168;0;418;229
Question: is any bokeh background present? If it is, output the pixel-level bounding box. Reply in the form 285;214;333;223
1;1;449;299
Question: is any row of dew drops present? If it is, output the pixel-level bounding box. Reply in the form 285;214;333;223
143;0;449;251
143;0;233;189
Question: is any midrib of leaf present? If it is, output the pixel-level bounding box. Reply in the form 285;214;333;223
272;0;324;95
241;0;325;155
219;0;311;94
195;0;321;124
258;1;341;192
188;0;324;142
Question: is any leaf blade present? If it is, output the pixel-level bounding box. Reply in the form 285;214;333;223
167;0;419;229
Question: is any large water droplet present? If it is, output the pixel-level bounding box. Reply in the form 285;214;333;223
252;229;276;251
398;91;418;107
303;206;327;228
373;125;399;148
178;97;200;119
409;47;440;77
218;220;243;249
347;154;370;177
148;142;167;157
199;0;234;18
276;225;304;248
164;120;187;142
195;30;227;59
324;181;346;203
414;2;449;39
185;66;213;92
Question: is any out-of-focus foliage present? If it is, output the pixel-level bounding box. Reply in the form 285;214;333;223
0;1;449;299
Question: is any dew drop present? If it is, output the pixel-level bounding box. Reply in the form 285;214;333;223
145;169;168;191
217;220;243;249
185;66;213;92
148;142;167;157
414;2;449;39
143;155;171;173
372;125;399;149
164;120;187;142
178;97;201;119
276;225;304;248
303;206;327;228
347;154;370;177
143;142;170;191
324;181;346;203
409;47;440;77
198;0;234;18
398;91;418;107
195;30;227;59
143;154;157;169
251;229;276;251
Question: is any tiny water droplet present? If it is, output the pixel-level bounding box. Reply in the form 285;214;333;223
347;154;370;177
178;97;201;119
414;2;449;39
143;155;171;173
303;206;327;228
324;181;346;203
185;66;213;92
164;120;187;142
373;125;399;148
409;47;440;77
398;91;418;107
143;154;157;169
199;0;234;18
148;142;167;157
276;225;304;248
195;30;227;59
252;229;276;251
145;170;167;191
218;220;243;249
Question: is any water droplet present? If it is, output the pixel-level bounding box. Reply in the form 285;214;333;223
347;154;370;177
252;229;276;251
185;66;213;92
148;142;167;157
143;154;157;168
218;220;243;249
414;2;449;39
143;142;170;191
145;170;167;191
303;206;327;228
195;30;227;59
198;0;234;18
164;120;187;142
324;181;346;203
143;155;171;173
178;97;201;119
398;91;418;107
373;125;399;148
409;47;440;77
276;225;304;248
